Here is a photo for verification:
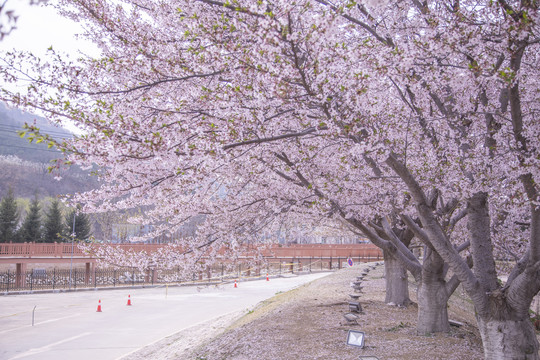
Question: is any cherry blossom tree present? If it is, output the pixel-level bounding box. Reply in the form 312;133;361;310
1;0;539;358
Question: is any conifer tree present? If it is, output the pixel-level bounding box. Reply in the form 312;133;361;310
43;199;63;243
0;188;19;243
64;208;92;242
19;193;42;242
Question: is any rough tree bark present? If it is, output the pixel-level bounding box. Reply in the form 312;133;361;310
416;248;453;334
383;249;411;306
351;216;466;333
469;193;540;360
477;312;539;359
379;216;465;334
387;154;540;359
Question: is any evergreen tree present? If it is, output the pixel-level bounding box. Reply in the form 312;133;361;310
43;199;63;243
19;193;42;242
64;208;92;241
0;188;19;243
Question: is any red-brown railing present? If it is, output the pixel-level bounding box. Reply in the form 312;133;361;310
0;242;382;259
263;243;381;258
0;243;164;258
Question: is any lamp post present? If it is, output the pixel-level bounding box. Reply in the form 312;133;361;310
69;212;76;290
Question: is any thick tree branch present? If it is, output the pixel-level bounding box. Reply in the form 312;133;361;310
386;153;489;314
506;260;540;317
467;192;499;293
313;0;394;47
445;274;461;295
223;125;326;150
400;214;436;252
381;217;420;266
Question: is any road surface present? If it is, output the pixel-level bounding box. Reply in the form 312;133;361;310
0;273;331;360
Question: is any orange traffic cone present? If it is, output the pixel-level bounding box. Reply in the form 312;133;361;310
234;280;238;288
266;273;269;281
96;299;102;312
127;294;132;306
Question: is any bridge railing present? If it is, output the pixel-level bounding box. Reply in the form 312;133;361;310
0;242;382;259
0;242;168;258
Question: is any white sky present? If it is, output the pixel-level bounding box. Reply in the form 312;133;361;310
0;1;96;133
0;1;91;56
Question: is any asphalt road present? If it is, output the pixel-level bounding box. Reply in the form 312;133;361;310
0;272;331;360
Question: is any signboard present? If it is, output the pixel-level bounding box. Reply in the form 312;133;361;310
347;257;354;267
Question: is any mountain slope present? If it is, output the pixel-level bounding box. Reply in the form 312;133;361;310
0;103;97;198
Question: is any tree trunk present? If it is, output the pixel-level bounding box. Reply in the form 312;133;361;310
416;248;452;334
477;316;539;360
416;276;450;334
383;249;411;306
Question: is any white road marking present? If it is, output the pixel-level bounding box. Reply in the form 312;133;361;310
0;314;80;335
8;332;92;359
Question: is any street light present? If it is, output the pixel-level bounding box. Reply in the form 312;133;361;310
69;212;76;290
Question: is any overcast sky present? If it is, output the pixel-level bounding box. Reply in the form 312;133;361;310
0;1;96;133
0;1;90;56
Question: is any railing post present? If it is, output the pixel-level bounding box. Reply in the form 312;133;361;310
132;268;135;287
74;268;77;289
6;269;10;293
53;268;56;290
85;263;90;286
16;263;27;289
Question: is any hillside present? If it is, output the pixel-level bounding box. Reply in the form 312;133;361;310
0;102;73;162
0;103;98;198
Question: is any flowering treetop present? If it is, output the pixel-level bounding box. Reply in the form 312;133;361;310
0;0;538;266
